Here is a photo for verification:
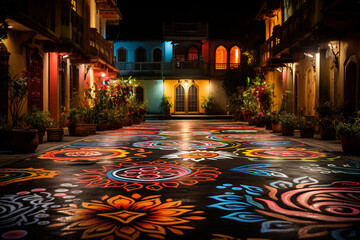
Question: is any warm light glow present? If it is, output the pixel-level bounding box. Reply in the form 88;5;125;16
230;46;240;69
101;73;106;77
215;46;227;69
304;53;313;58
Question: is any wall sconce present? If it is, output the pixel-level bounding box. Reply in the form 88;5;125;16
328;42;339;69
304;52;315;72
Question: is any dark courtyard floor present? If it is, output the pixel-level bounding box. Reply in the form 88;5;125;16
1;120;360;240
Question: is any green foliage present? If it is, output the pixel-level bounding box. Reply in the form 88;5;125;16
279;112;298;128
161;96;172;111
8;71;33;127
201;96;214;109
22;106;52;130
336;112;360;137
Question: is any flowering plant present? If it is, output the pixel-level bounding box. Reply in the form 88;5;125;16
269;111;281;123
280;112;297;128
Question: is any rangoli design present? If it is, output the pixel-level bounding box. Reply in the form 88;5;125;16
208;179;360;239
242;148;331;161
161;150;238;162
133;140;232;150
75;160;221;191
49;193;205;239
0;168;59;186
208;134;284;142
37;147;130;162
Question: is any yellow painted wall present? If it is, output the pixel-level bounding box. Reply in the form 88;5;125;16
164;79;210;114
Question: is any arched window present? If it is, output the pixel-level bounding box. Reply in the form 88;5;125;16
174;45;186;61
135;47;146;62
175;85;185;112
153;48;162;62
117;48;127;62
230;46;241;69
188;46;199;61
135;86;144;103
215;45;227;70
188;84;198;112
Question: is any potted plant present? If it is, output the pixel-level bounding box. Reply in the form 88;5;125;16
280;112;297;136
7;71;39;153
46;111;65;142
316;102;337;140
264;112;272;130
336;112;360;153
270;111;282;133
255;111;265;127
161;96;172;119
298;116;315;138
22;106;51;143
201;95;214;115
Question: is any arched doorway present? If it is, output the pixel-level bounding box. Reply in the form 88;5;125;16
345;61;358;111
175;84;185;112
175;82;199;114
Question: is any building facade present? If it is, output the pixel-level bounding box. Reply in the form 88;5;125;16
1;0;121;122
114;22;244;115
258;0;360;117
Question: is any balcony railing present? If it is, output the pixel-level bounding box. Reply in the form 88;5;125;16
116;60;208;77
90;28;115;66
260;36;273;66
272;0;315;56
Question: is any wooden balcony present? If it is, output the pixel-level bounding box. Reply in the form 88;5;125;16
116;60;208;78
89;28;115;66
163;22;208;40
272;0;315;56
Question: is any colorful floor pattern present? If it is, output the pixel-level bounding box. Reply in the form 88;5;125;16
0;120;360;240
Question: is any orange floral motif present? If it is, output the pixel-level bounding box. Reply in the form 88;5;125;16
49;193;205;239
75;160;221;191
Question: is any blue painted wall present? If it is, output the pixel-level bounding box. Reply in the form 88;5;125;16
114;41;173;62
137;79;164;114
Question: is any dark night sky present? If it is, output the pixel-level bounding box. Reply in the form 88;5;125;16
108;2;264;48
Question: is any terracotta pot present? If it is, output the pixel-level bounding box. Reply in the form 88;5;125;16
340;135;360;153
10;129;39;153
299;127;315;138
47;128;64;142
320;127;336;140
75;124;89;136
271;122;282;133
282;126;294;136
85;124;97;135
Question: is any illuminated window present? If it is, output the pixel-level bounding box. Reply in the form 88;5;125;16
215;45;227;70
188;46;199;61
117;48;127;62
230;46;241;69
175;85;185;112
188;84;198;112
174;45;185;61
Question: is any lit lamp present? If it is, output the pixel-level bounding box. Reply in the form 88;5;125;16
328;42;339;69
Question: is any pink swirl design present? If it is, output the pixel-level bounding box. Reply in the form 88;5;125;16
256;186;360;222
